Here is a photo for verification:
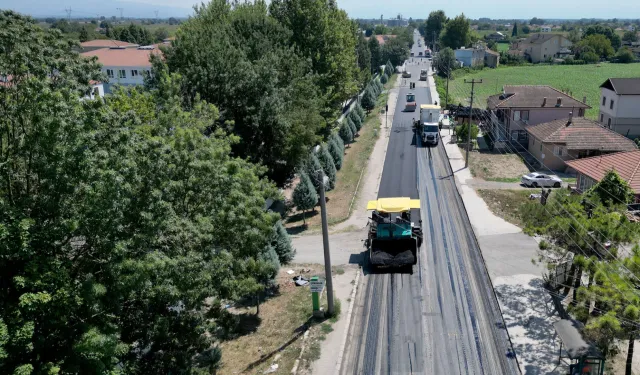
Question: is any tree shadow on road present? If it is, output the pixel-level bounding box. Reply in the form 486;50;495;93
495;277;566;375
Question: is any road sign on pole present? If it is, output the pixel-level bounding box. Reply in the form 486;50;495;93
310;278;324;293
310;276;324;317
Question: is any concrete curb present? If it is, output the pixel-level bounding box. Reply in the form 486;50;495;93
290;330;310;375
334;268;361;374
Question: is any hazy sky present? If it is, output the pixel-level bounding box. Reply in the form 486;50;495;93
2;0;640;19
122;0;640;19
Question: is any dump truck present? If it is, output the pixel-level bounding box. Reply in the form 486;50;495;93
413;104;441;145
405;92;417;112
366;198;423;269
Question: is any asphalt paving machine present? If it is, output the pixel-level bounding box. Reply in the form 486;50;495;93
366;198;423;269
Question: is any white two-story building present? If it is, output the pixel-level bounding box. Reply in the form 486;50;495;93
81;46;162;94
599;78;640;139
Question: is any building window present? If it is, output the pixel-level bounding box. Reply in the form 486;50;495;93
106;69;114;79
600;114;604;123
608;118;612;128
553;145;564;156
602;96;606;106
514;110;529;122
131;70;139;77
118;70;126;79
610;99;614;110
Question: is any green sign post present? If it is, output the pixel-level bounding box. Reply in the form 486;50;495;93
310;276;324;317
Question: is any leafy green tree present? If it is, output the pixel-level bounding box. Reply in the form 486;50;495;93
522;25;531;34
356;103;366;122
269;0;359;111
339;121;354;144
356;33;372;85
616;47;636;63
623;30;639;43
381;37;409;67
159;0;324;185
440;14;471;49
79;26;90;41
328;138;343;170
347;117;358;136
385;61;394;76
154;27;169;42
368;36;382;73
512;22;518;37
0;11;284;373
292;171;318;224
422;10;447;48
375;78;383;94
529;17;545;25
331;131;345;154
317;144;337;190
433;47;456;78
588;169;635;206
349;110;362;130
577;34;615;58
374;24;389;35
195;347;222;375
454;123;479;143
584;25;622;50
272;221;295;264
305;153;324;191
361;86;376;112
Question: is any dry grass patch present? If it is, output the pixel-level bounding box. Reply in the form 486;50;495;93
477;189;532;227
218;264;340;375
466;150;530;181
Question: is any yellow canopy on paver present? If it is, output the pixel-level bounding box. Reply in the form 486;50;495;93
366;197;421;213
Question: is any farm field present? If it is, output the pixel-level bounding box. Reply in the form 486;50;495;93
142;23;181;37
447;63;640;119
496;43;510;52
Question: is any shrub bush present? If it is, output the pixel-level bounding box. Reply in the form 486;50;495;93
349;110;362;130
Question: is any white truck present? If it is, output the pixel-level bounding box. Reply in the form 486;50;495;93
413;104;441;146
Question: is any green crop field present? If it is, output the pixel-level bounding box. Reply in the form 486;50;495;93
496;43;510;52
447;63;640;119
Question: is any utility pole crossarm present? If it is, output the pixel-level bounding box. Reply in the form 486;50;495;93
463;79;483;168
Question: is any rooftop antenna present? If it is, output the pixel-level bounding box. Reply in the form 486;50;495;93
65;7;72;21
116;7;124;21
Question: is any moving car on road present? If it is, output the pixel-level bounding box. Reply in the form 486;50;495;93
402;71;411;78
419;69;428;81
521;172;562;188
424;48;432;58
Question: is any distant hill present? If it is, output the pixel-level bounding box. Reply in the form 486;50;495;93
2;0;194;19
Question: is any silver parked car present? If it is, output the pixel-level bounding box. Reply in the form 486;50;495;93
521;172;563;188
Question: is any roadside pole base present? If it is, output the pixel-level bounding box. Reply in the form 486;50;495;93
313;308;325;318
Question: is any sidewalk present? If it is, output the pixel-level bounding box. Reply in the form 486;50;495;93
429;73;565;375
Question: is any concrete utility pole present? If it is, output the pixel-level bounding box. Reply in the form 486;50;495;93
317;169;334;315
464;79;482;168
445;57;451;109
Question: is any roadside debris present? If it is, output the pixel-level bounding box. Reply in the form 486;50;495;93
293;275;309;286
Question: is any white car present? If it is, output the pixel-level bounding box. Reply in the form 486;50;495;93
521;172;563;188
438;114;450;127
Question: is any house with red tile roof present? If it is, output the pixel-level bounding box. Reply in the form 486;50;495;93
525;115;637;171
487;85;591;146
80;39;139;52
566;150;640;201
81;46;162;93
365;34;397;45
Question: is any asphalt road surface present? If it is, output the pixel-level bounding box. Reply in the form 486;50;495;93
341;33;519;375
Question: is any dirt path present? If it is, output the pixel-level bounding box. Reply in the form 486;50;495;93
332;74;401;232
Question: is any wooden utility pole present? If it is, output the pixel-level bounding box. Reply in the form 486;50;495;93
464;79;482;168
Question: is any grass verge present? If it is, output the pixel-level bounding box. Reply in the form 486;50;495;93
286;75;397;232
477;189;532;227
218;264;344;375
465;149;530;181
